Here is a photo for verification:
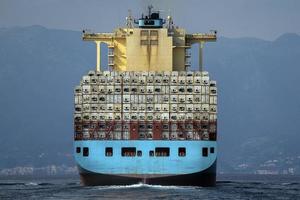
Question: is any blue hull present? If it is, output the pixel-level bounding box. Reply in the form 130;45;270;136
74;140;217;186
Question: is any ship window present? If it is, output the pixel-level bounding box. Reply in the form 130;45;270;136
105;147;113;157
137;150;142;157
149;150;154;157
202;147;208;157
150;40;158;45
178;147;186;157
210;147;215;154
155;147;170;157
141;30;148;36
141;40;148;45
83;147;89;157
76;147;81;154
122;147;136;157
150;30;158;36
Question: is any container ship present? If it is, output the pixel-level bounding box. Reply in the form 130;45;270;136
74;6;218;186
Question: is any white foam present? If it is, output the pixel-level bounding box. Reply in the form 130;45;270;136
96;183;194;190
25;182;39;186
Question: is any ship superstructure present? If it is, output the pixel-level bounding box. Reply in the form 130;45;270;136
74;7;218;186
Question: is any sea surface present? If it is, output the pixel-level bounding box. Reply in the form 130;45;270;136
0;175;299;200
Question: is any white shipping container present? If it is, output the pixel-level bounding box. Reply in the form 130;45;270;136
154;95;162;103
161;104;169;112
91;113;99;120
131;104;138;111
138;113;146;120
203;86;210;94
82;85;91;94
139;86;146;93
146;113;154;120
91;95;98;103
82;104;90;112
146;86;154;93
194;104;201;112
193;113;201;120
209;113;217;121
154;113;161;120
106;95;115;103
103;71;111;77
74;105;82;113
154;104;161;112
114;113;122;120
74;114;82;121
138;104;146;112
178;104;186;112
201;95;210;104
114;95;122;103
202;76;209;85
146;104;154;112
90;104;98;112
99;85;106;94
171;104;178;112
194;76;202;84
131;113;138;120
74;86;82;94
186;95;193;103
98;104;107;112
170;95;178;103
99;113;106;120
178;113;186;120
114;104;121;112
146;95;154;103
123;104;131;112
107;86;114;94
82;75;90;84
178;95;185;103
209;96;217;105
107;104;114;112
186;104;193;112
131;95;139;103
210;86;217;95
161;113;169;120
194;86;201;94
209;105;217;113
202;104;209;112
123;95;130;103
74;95;82;104
82;113;90;120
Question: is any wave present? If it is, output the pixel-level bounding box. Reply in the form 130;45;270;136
96;183;196;190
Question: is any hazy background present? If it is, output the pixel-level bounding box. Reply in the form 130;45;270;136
1;0;300;40
0;0;300;176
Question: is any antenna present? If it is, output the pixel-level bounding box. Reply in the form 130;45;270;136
148;5;153;17
126;9;134;28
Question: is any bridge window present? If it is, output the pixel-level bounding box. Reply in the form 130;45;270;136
178;147;186;157
76;147;81;153
155;147;170;157
122;147;136;157
105;147;113;157
210;147;215;154
202;147;208;157
83;147;89;157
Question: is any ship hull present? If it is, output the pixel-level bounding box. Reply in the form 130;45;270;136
74;140;217;187
78;161;216;186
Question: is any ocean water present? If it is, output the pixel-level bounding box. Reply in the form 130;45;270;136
0;175;299;200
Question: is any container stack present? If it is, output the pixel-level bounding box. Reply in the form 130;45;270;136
74;70;217;141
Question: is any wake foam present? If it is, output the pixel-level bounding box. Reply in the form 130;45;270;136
96;183;195;190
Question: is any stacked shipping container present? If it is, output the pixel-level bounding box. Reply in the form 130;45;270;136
74;70;217;141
